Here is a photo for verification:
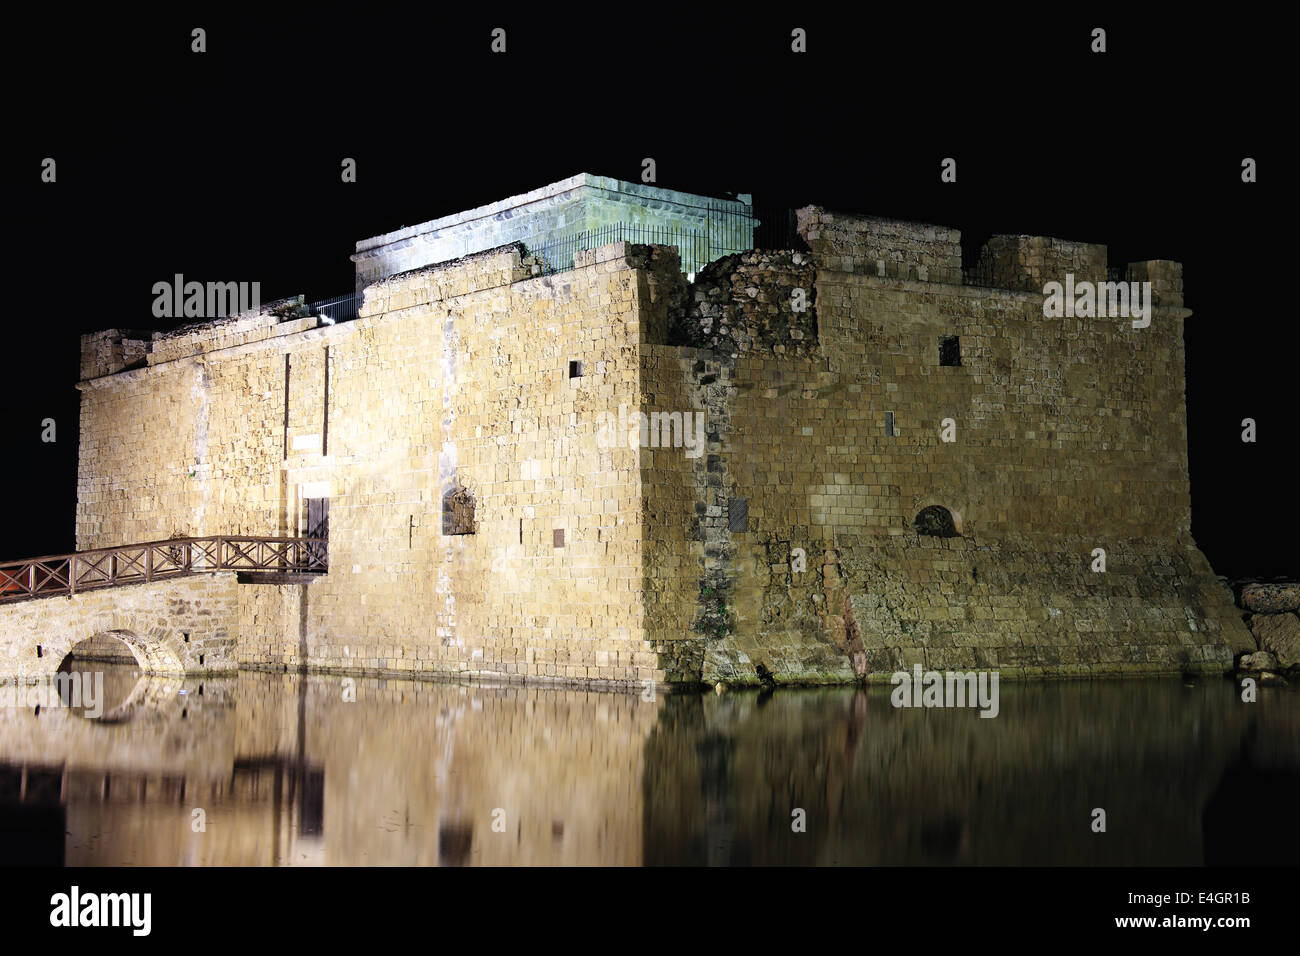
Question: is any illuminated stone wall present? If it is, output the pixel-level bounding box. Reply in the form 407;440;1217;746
77;244;660;686
66;201;1252;687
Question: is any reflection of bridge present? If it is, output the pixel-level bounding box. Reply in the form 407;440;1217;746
0;758;326;866
0;759;322;814
0;536;326;680
0;671;326;866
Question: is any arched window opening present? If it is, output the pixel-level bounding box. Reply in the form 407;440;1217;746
914;505;960;538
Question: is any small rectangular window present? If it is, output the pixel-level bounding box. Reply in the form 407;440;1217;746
939;335;961;366
553;529;565;548
568;360;584;378
885;411;896;437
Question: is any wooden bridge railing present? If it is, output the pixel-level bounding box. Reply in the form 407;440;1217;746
0;535;327;603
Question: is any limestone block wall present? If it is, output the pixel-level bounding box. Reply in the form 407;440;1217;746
148;307;315;366
81;329;151;380
638;344;710;681
796;207;963;284
236;582;306;669
77;243;681;687
803;271;1193;537
966;234;1110;291
287;244;656;685
77;344;290;547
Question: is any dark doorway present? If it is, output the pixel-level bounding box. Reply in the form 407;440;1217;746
305;497;329;568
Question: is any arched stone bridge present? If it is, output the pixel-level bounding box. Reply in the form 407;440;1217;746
0;535;324;682
0;574;241;682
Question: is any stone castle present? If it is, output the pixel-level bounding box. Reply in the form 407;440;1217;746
68;173;1253;688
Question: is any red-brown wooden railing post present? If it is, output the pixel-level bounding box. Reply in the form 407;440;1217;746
69;556;77;596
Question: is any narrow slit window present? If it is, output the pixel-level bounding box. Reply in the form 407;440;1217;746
939;335;961;367
885;410;896;437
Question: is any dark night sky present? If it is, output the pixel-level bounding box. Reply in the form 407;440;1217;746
8;8;1293;578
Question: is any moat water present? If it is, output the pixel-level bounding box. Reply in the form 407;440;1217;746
1;663;1296;866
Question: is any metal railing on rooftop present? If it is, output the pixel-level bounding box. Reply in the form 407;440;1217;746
525;223;710;278
307;292;361;324
525;199;784;278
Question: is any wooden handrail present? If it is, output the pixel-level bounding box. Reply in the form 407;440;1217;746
1;534;327;566
0;535;327;603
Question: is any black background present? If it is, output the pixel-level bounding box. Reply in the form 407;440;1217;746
7;7;1293;579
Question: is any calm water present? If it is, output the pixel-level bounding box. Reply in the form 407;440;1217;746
1;664;1296;865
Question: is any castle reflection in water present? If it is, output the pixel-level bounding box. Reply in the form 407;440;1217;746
1;664;1296;866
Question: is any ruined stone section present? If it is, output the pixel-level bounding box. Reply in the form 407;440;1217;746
1250;613;1300;669
639;344;715;683
671;250;817;357
1241;583;1300;614
352;173;754;291
0;574;239;680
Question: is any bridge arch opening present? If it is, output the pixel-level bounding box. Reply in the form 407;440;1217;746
55;632;144;720
59;632;141;670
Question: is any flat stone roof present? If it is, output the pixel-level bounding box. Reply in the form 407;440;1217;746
353;173;752;256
